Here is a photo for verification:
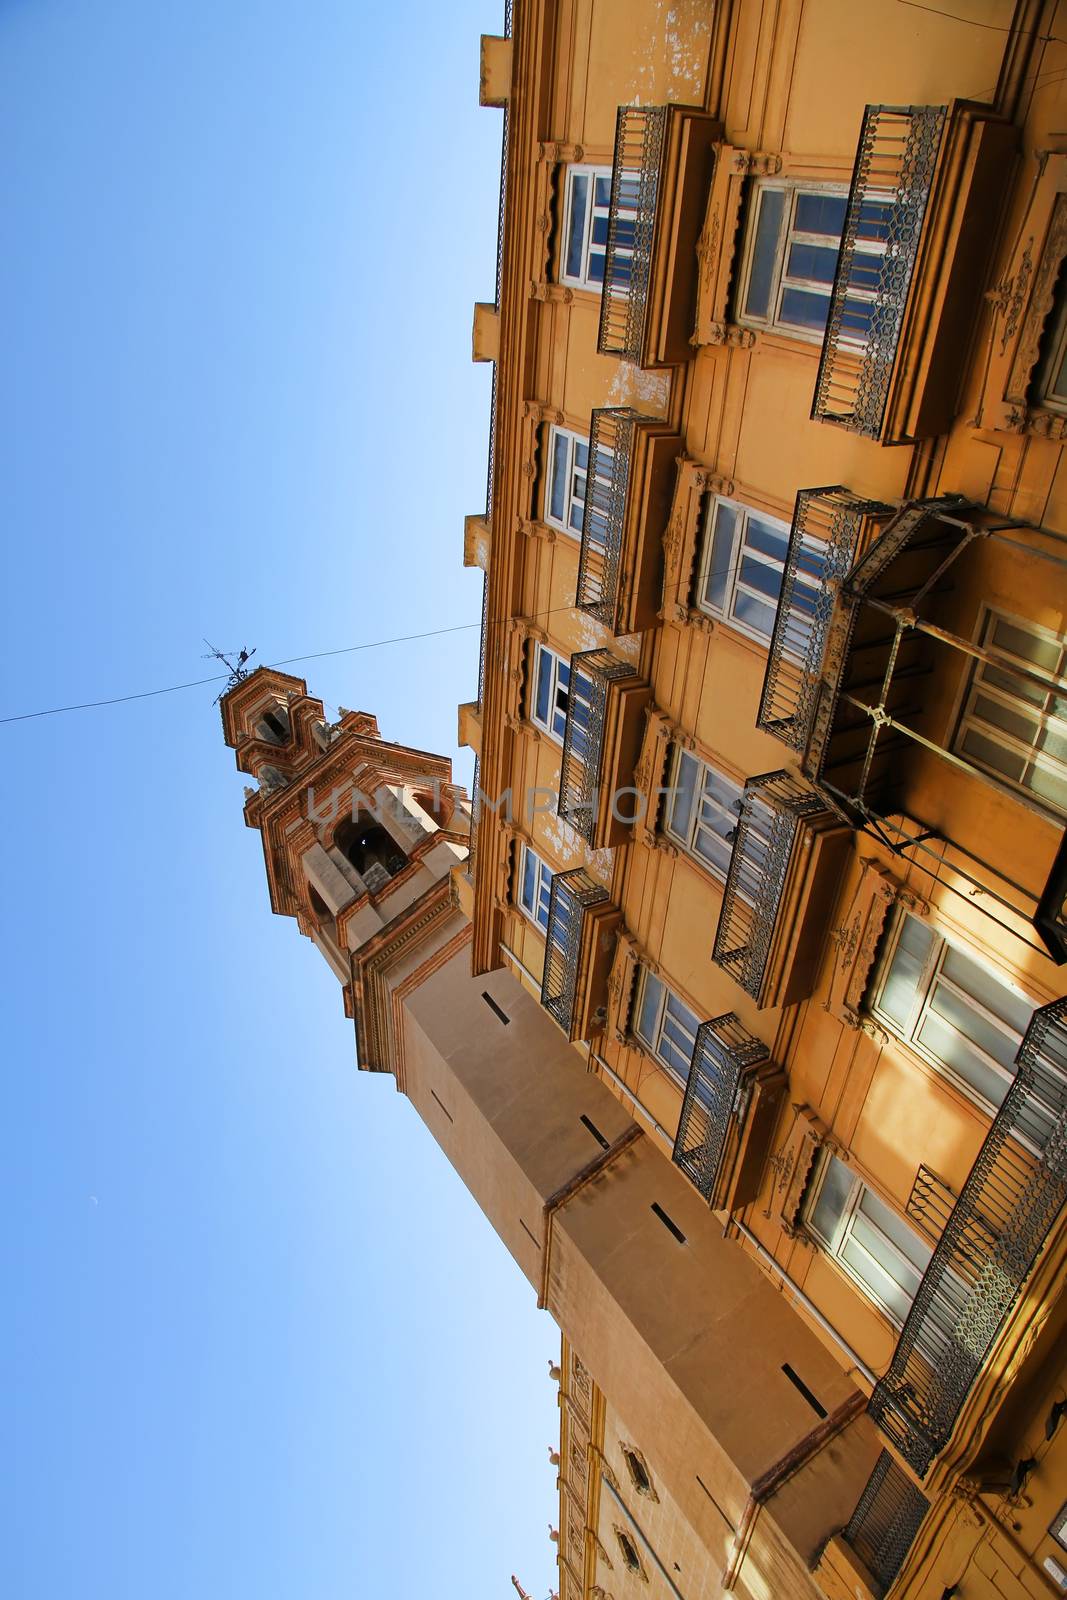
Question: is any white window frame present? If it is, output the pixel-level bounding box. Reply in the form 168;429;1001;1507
559;164;613;292
736;179;887;344
953;608;1067;821
869;910;1036;1116
805;1153;931;1328
662;745;742;881
1037;279;1067;414
632;968;701;1087
544;425;591;537
516;842;554;933
695;495;798;645
529;643;572;745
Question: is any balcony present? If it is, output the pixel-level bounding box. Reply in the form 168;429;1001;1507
756;488;893;754
842;1450;930;1598
576;407;681;636
672;1015;785;1212
597;103;724;369
811;102;1015;443
540;869;622;1041
711;772;849;1009
558;649;652;850
868;996;1067;1476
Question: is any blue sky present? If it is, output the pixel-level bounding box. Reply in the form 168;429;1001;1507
0;3;559;1596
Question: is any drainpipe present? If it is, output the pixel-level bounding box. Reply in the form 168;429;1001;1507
601;1472;689;1600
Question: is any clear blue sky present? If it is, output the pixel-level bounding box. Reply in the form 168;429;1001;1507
0;4;559;1596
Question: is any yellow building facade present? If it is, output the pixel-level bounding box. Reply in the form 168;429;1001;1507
463;1;1067;1595
222;2;1067;1597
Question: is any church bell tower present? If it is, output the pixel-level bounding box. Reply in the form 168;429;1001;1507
222;668;885;1599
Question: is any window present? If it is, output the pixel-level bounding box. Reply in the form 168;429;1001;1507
517;843;553;932
954;610;1067;820
529;643;595;751
560;165;613;290
623;1448;654;1498
738;181;891;341
806;1153;932;1326
545;426;590;536
871;911;1035;1114
633;969;700;1084
663;746;742;879
1036;275;1067;413
697;496;820;644
615;1529;644;1577
530;644;572;742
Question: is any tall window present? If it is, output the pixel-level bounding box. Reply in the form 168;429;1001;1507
560;166;613;291
806;1153;931;1326
870;911;1035;1114
738;181;891;341
545;426;591;536
662;746;742;879
1036;276;1067;414
697;497;816;644
954;610;1067;820
530;644;572;742
633;969;701;1084
517;843;554;932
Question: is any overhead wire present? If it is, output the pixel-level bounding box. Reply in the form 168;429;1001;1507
0;549;748;728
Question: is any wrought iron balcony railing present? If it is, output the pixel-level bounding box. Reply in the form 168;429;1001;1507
811;104;947;439
540;868;610;1036
843;1450;930;1598
558;649;637;845
757;488;893;753
869;996;1067;1476
576;408;647;627
673;1015;769;1203
712;772;829;1002
597;105;668;363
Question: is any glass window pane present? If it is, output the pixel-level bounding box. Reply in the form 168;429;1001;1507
667;750;698;843
549;432;569;523
940;947;1032;1037
927;982;1019;1074
566;175;589;280
594;176;612;207
877;914;935;1029
535;651;552;726
916;1013;1011;1109
744;516;789;564
701;502;736;613
793;192;847;238
786;241;840;284
636;973;663;1049
809;1154;854;1245
744;188;786;319
856;1188;931;1277
779;286;831;331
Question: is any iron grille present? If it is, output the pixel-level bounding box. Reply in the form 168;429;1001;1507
540;868;609;1035
756;488;893;753
905;1163;956;1245
468;753;481;882
576;408;650;628
597;105;668;362
558;649;637;844
673;1015;769;1202
711;772;828;1002
844;1449;929;1597
869;996;1067;1476
485;0;514;522
811;105;947;438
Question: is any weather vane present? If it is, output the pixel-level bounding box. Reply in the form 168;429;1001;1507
203;639;257;705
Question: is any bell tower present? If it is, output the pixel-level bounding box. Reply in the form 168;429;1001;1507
222;669;884;1599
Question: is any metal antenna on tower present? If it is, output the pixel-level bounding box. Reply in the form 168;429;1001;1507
203;640;257;705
